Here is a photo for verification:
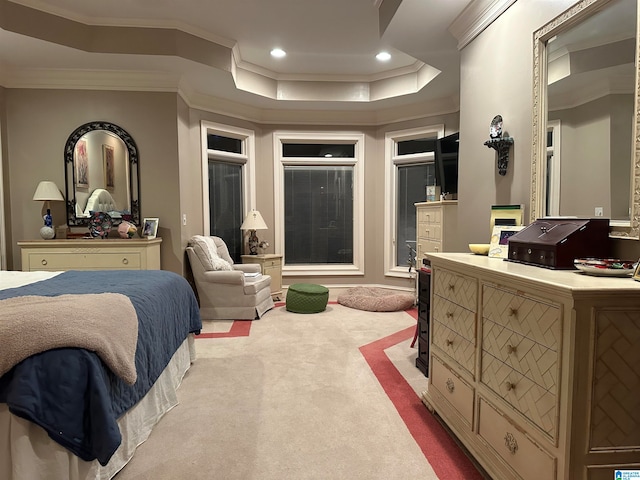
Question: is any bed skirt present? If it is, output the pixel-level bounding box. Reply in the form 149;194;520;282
0;335;196;480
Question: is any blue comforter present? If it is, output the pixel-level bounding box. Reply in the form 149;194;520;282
0;270;201;465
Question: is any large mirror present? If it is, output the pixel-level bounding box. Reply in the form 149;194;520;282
531;0;640;239
64;121;140;227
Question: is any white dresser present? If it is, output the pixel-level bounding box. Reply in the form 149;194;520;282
415;201;460;264
423;253;640;480
18;238;162;271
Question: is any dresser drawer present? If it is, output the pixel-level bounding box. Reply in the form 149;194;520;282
418;222;442;241
483;318;558;393
432;320;475;375
481;351;556;437
433;268;477;311
432;295;476;342
431;355;474;426
25;251;142;270
417;208;442;224
417;240;442;260
478;398;556;480
482;284;560;350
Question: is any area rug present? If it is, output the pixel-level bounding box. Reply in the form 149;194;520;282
117;304;484;479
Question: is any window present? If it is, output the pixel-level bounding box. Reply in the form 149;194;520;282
201;121;256;262
274;131;364;276
384;125;444;277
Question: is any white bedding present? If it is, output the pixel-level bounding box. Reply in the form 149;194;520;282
0;270;62;290
0;270;197;480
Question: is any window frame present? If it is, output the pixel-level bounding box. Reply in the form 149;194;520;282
384;124;444;278
200;121;256;234
273;131;365;276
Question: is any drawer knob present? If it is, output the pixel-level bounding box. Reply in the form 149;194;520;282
445;378;455;393
504;432;519;455
447;283;455;291
445;339;453;347
508;307;518;317
41;259;47;265
122;258;129;265
505;381;516;391
445;311;453;319
506;344;517;355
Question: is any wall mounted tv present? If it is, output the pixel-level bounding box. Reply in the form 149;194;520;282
435;132;460;199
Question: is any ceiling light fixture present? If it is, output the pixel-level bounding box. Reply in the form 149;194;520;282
376;51;391;61
271;48;286;58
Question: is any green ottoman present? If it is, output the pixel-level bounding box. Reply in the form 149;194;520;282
286;283;329;313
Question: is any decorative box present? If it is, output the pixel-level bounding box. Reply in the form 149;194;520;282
506;218;610;269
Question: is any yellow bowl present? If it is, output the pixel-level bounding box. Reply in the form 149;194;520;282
469;243;490;255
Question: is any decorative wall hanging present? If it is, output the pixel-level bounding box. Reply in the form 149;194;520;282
484;115;514;175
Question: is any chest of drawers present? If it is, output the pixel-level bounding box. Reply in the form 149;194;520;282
422;253;640;480
241;254;283;299
414;201;460;263
18;238;162;271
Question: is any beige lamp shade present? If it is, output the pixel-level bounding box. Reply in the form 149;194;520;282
241;209;268;231
33;181;64;202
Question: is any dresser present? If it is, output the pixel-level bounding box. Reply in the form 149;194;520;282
18;238;162;271
423;253;640;480
241;253;283;299
414;201;460;263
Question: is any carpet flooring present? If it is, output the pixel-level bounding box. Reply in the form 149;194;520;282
115;302;485;479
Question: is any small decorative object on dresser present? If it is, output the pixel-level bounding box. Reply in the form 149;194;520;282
117;221;137;239
142;217;159;239
88;211;113;238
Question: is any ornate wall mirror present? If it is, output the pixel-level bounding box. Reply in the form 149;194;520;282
531;0;639;239
64;121;140;227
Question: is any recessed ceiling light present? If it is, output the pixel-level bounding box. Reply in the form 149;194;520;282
376;51;391;61
271;48;286;58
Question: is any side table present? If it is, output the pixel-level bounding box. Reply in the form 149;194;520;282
241;253;283;300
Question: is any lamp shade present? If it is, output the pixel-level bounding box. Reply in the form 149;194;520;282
241;209;268;231
33;181;64;202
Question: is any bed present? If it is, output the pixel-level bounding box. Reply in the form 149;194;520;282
0;269;202;480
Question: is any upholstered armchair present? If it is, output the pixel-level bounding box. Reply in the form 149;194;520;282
186;235;274;320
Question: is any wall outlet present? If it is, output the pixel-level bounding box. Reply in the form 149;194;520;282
595;207;603;217
182;214;187;225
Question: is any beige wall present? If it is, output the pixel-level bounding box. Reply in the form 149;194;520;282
4;89;182;272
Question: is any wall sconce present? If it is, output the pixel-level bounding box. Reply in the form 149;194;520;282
484;114;514;176
241;209;268;255
33;180;64;239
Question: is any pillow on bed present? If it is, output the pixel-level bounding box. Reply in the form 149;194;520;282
189;236;233;271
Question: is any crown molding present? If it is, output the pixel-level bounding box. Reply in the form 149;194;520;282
449;0;518;50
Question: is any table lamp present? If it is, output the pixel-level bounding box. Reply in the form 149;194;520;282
33;180;64;239
241;209;268;255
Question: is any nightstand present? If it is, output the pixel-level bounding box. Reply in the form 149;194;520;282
241;253;283;300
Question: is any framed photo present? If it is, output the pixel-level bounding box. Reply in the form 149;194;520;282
75;139;89;188
102;144;115;190
633;260;640;282
489;225;525;259
142;217;159;239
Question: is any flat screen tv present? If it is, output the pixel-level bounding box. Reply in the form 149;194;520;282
434;132;459;199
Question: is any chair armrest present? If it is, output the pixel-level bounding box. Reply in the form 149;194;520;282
233;264;261;274
201;270;245;285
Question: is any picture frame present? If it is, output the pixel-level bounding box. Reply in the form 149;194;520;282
142;217;159;239
75;139;89;188
489;225;525;259
102;144;115;191
633;260;640;282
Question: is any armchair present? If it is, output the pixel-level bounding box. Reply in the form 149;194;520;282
186;235;274;320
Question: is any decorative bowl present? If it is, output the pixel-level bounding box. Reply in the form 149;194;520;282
469;243;490;255
573;258;636;277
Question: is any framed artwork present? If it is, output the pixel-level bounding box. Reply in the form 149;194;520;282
75;139;89;188
489;225;525;259
142;217;159;239
102;144;115;190
633;260;640;282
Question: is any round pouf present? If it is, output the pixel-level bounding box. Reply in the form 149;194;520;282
286;283;329;313
337;287;415;312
